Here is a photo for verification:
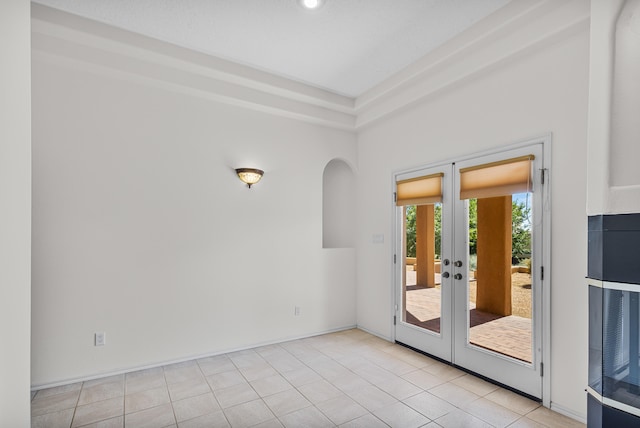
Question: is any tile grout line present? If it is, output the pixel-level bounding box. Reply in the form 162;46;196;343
196;355;232;427
68;379;84;428
161;364;179;428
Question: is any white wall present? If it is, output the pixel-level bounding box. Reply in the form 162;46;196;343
355;7;590;420
0;0;31;425
31;14;357;386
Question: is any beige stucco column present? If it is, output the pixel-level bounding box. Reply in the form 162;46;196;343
476;196;512;315
416;204;436;288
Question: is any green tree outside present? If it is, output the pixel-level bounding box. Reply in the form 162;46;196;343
434;204;441;259
405;204;442;258
511;199;531;262
405;206;417;257
404;197;531;262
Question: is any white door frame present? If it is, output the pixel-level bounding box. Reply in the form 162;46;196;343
390;134;551;407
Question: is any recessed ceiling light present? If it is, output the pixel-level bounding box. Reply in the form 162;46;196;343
300;0;324;10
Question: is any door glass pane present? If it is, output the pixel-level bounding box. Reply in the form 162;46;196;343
467;193;533;363
404;203;443;334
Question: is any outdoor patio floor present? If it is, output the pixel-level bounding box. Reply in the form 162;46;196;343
405;283;533;363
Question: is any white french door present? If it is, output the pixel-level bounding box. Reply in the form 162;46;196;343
394;142;546;399
394;162;453;362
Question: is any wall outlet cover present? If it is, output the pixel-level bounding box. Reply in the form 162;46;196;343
95;332;106;346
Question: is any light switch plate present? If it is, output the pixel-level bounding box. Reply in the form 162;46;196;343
372;234;384;244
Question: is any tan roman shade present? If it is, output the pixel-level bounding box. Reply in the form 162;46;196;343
396;173;443;206
459;155;535;200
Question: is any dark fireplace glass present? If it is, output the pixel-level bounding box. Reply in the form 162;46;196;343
602;288;640;408
589;285;603;395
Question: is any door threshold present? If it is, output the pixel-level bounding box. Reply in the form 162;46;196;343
396;341;542;403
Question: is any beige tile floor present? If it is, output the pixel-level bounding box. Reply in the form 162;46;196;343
31;329;584;428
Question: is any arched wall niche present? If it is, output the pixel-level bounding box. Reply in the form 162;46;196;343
610;0;640;187
322;158;355;248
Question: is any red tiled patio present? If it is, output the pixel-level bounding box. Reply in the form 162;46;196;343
404;272;532;363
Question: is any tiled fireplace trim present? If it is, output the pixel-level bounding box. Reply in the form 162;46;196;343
588;213;640;284
587;213;640;427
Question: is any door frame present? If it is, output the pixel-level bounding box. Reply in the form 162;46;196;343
390;134;551;407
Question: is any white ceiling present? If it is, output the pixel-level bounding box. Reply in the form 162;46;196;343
32;0;511;97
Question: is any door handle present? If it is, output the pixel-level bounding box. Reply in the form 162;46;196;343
442;272;450;278
454;260;463;267
454;273;463;280
443;259;450;266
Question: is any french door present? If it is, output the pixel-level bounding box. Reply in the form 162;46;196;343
394;142;546;399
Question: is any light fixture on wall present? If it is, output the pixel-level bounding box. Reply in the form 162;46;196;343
299;0;324;10
235;168;264;188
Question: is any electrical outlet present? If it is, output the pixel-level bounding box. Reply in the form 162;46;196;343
95;332;106;346
294;306;300;316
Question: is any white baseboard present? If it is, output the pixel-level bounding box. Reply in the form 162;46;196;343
356;324;393;342
31;324;357;391
550;401;587;424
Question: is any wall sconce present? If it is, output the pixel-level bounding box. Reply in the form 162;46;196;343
235;168;264;188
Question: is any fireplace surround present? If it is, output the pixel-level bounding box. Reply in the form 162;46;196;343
587;213;640;426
